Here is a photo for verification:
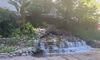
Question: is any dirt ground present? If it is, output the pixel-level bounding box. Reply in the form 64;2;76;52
0;48;100;60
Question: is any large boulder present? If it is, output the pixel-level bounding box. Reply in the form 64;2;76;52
32;48;45;57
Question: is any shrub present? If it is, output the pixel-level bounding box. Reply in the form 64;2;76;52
0;8;18;37
0;45;15;53
12;22;36;38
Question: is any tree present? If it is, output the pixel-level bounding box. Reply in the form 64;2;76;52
8;0;31;27
25;0;55;27
53;0;100;40
6;0;100;40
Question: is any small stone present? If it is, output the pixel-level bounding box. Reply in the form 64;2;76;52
22;53;27;56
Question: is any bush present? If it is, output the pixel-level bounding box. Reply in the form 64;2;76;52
5;38;20;46
0;8;18;37
26;40;34;47
0;45;15;53
12;22;36;38
73;27;100;41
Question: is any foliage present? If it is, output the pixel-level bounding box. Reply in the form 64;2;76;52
0;8;18;37
12;22;36;37
4;38;20;46
0;0;99;53
26;40;34;47
8;0;100;40
0;45;15;53
9;0;32;28
8;0;31;16
43;0;100;40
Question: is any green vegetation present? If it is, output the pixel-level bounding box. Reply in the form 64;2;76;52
0;0;100;52
0;45;15;53
0;8;17;37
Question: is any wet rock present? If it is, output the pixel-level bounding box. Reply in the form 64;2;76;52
32;48;45;57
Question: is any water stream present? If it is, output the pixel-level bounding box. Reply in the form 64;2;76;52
36;37;91;55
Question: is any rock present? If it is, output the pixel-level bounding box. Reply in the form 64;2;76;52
0;53;9;58
32;48;45;57
22;53;27;56
8;47;37;57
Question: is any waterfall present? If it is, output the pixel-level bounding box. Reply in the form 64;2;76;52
36;36;91;56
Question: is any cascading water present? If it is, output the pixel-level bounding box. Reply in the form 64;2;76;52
35;30;91;56
36;37;91;56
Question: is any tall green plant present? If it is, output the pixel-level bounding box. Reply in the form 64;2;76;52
0;8;17;37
